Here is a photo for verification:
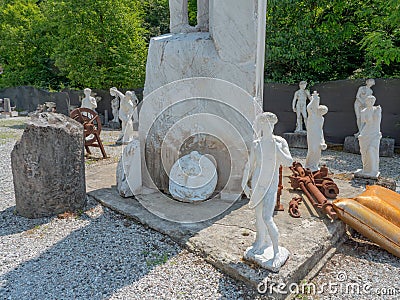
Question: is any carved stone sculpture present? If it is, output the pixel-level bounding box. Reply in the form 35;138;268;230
81;88;97;111
355;95;382;179
305;92;328;171
110;87;137;144
292;81;311;132
169;151;218;202
110;87;120;123
169;0;209;33
354;79;375;136
242;112;293;272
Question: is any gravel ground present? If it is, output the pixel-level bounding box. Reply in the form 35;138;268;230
1;117;399;300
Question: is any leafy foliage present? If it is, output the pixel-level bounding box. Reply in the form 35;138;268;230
265;0;400;83
0;0;399;89
42;0;148;89
0;0;65;88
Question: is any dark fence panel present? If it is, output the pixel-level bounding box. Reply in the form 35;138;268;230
264;79;400;146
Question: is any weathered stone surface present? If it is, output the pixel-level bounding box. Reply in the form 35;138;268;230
282;132;308;149
11;113;86;218
343;135;394;157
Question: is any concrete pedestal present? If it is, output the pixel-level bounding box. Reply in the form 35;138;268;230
282;132;307;149
343;136;395;157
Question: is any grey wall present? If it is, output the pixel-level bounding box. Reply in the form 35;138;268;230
1;79;399;145
0;86;143;120
264;79;400;146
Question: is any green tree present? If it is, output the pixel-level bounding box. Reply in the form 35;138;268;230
43;0;148;89
0;0;64;88
358;0;400;77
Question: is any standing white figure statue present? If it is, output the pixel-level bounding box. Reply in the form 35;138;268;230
305;92;328;171
110;87;138;144
110;87;120;123
81;88;97;111
354;79;375;136
355;96;382;179
169;0;209;33
292;81;311;132
242;112;293;272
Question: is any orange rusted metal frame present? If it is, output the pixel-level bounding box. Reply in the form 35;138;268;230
289;162;338;219
275;165;285;211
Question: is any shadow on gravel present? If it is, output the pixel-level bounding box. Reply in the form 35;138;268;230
0;206;246;299
0;206;50;236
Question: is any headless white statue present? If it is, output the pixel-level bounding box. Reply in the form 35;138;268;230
292;81;311;132
305;92;328;171
169;0;209;33
110;87;120;123
355;95;382;179
242;112;293;272
110;87;137;144
81;88;97;112
354;79;375;136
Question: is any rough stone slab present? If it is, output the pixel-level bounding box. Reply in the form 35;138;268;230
282;132;308;149
343;135;395;157
87;163;364;298
11;112;86;218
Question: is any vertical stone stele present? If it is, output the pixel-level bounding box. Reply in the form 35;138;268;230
11;113;86;218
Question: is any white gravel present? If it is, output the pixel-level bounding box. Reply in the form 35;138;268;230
1;118;399;299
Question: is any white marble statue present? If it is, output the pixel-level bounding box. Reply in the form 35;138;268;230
292;81;311;132
355;95;382;179
354;79;375;136
81;88;97;111
110;87;120;123
169;0;209;33
110;87;138;144
305;92;328;171
169;151;218;202
242;112;293;272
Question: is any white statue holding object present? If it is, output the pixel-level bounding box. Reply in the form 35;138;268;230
110;87;138;144
355;95;382;179
242;112;293;272
169;0;209;33
305;91;328;171
110;88;120;123
354;79;375;136
81;88;97;111
292;81;311;132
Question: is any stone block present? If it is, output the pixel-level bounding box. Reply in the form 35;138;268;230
11;112;86;218
343;136;395;157
282;132;308;149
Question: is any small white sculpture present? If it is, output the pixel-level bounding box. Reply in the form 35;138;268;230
355;95;382;179
81;88;97;111
110;87;120;123
110;87;138;144
292;81;311;132
305;92;328;171
354;79;375;136
169;0;209;33
169;151;217;202
242;112;293;272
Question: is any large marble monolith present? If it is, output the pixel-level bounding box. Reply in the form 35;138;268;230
140;0;265;199
11;113;86;218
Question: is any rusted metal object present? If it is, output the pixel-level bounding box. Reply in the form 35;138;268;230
70;108;107;159
289;196;302;218
289;162;338;219
275;165;284;211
